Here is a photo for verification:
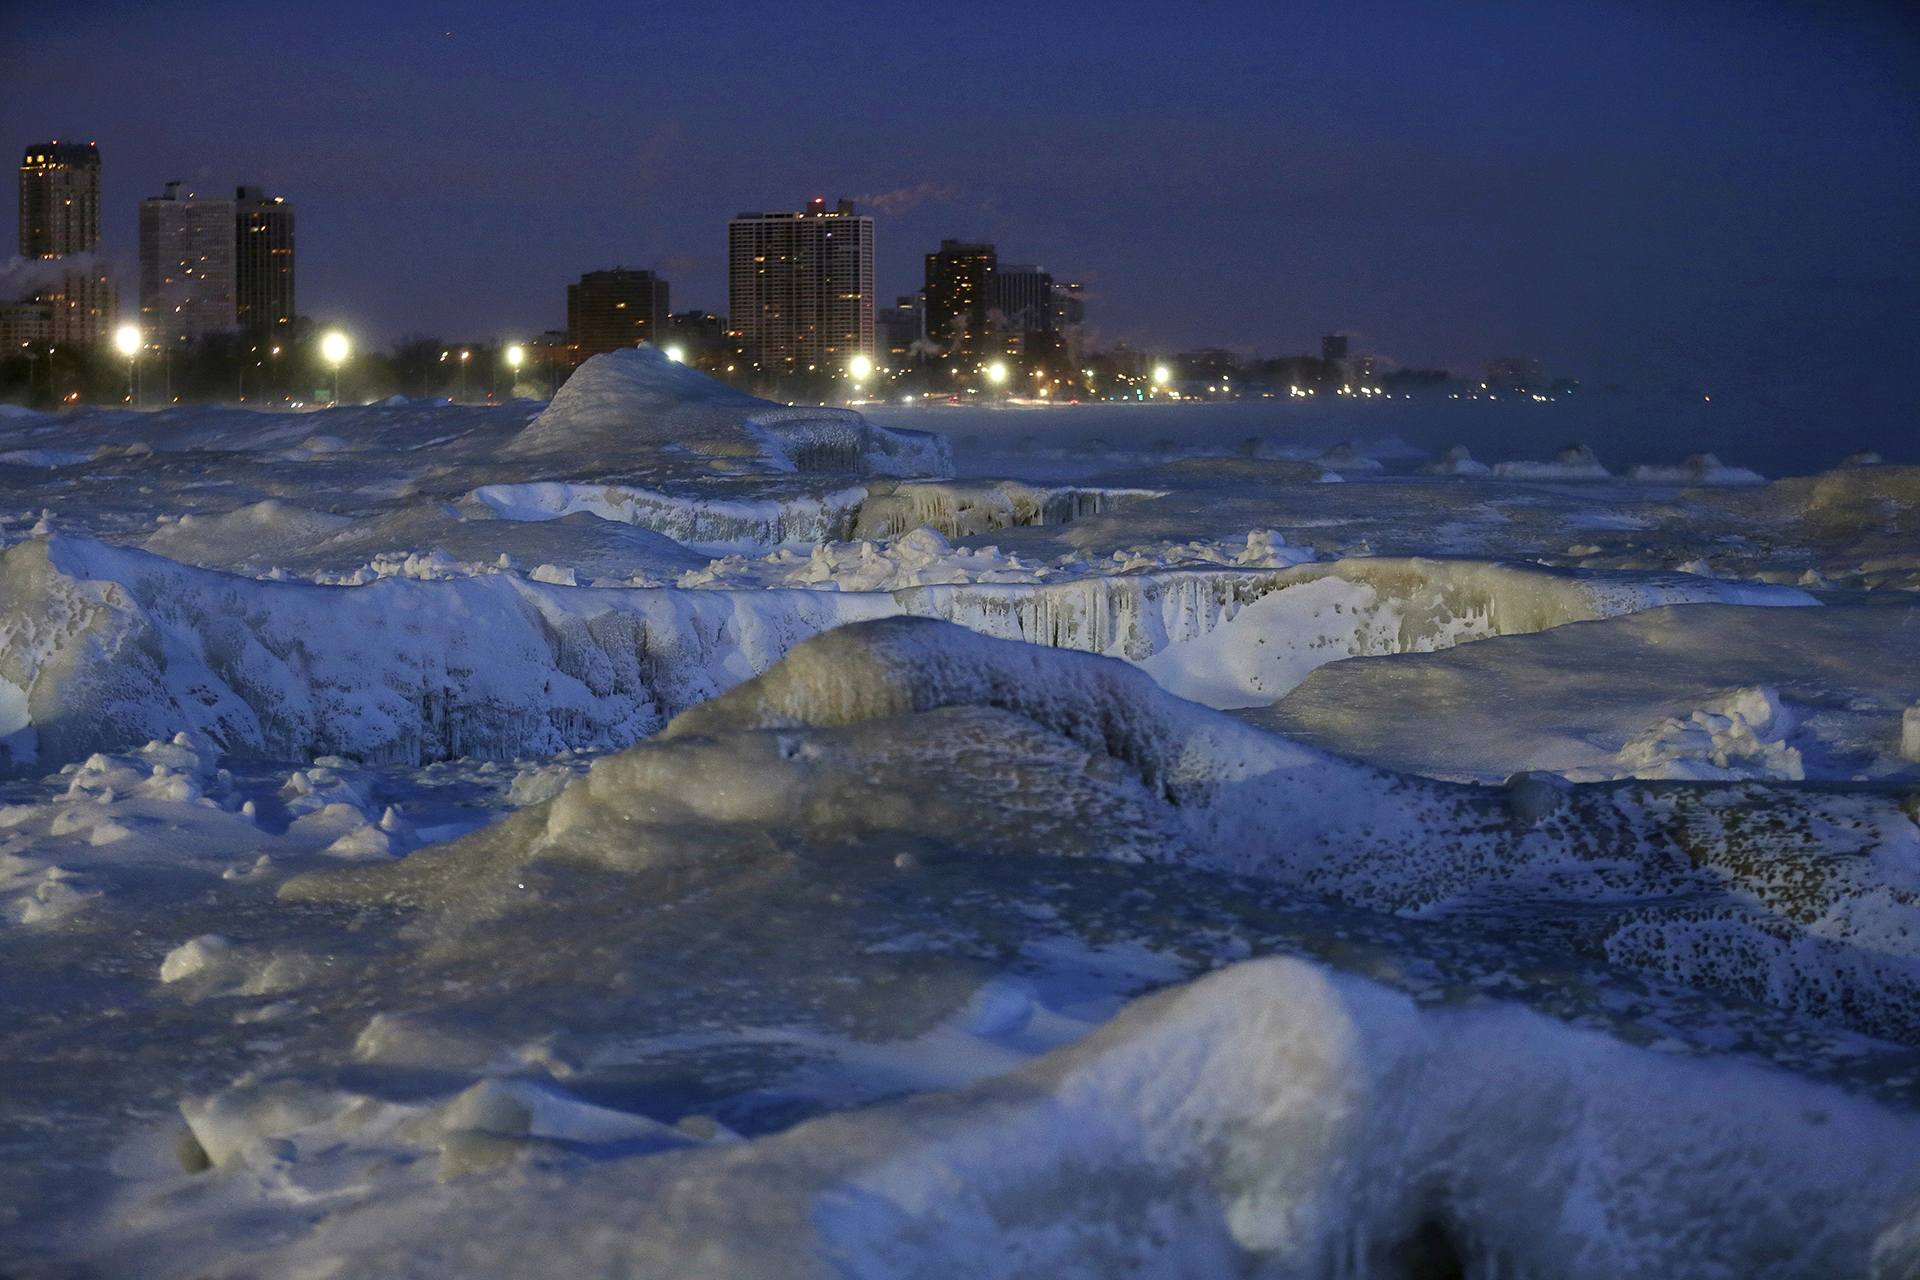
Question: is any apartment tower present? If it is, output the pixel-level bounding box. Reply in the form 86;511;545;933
16;142;114;347
922;240;995;357
565;268;669;362
139;182;237;345
728;198;874;376
234;186;296;335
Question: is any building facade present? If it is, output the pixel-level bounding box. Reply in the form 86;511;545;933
16;142;115;348
922;240;995;356
877;294;925;363
988;264;1052;334
234;186;296;335
18;141;100;258
139;182;237;346
565;268;669;362
728;198;874;375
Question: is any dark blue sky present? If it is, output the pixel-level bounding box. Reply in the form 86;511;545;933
5;1;1916;409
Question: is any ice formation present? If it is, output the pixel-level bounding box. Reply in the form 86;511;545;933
0;529;1805;773
1493;441;1611;478
1;380;1917;1277
1251;602;1920;784
505;344;949;477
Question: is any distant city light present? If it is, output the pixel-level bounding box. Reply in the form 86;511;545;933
986;362;1008;384
849;355;872;380
1152;365;1171;385
665;346;686;363
506;344;525;368
320;332;349;365
113;325;139;357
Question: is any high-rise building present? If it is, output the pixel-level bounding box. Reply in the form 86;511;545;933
139;182;237;345
877;294;925;362
19;142;100;257
923;240;995;354
234;185;295;335
565;268;669;362
16;142;114;348
1051;281;1085;327
988;264;1052;334
728;198;874;376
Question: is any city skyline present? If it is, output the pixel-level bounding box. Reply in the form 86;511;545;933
2;1;1915;411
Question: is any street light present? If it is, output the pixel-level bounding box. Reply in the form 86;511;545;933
986;362;1008;386
664;345;686;363
506;344;525;400
458;348;470;401
321;331;349;404
1152;365;1172;387
114;324;140;406
849;354;872;381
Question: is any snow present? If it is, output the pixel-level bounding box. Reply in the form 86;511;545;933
0;377;1916;1276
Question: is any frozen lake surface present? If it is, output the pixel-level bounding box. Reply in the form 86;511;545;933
2;347;1917;1278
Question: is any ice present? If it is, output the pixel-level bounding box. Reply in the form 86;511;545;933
2;379;1917;1275
1628;452;1766;485
1492;441;1612;478
506;344;950;477
1417;443;1491;474
1248;602;1920;784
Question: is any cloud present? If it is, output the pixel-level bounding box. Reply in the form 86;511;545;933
855;182;958;215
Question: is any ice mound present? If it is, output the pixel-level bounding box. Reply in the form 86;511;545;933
1493;442;1611;479
1313;440;1384;473
1611;685;1805;780
1628;452;1765;485
218;956;1920;1279
505;345;950;477
142;500;356;572
1418;444;1491;475
1248;602;1920;784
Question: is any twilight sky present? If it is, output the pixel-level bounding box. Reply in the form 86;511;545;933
4;0;1916;407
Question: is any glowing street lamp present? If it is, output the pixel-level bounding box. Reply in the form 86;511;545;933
848;354;872;382
986;362;1008;386
664;345;686;363
114;324;140;405
507;344;525;369
1152;364;1172;388
321;331;349;404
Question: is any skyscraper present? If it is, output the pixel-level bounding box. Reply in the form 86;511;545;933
728;198;874;376
922;240;995;355
139;182;237;345
877;294;925;362
19;142;100;257
16;142;114;348
988;264;1052;335
566;268;669;362
234;186;296;335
